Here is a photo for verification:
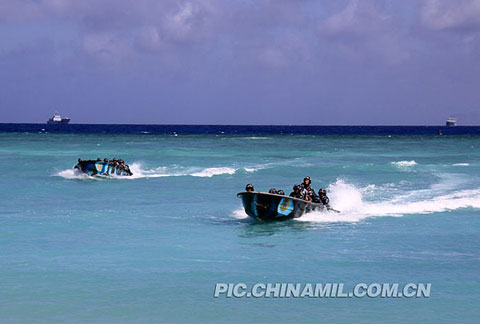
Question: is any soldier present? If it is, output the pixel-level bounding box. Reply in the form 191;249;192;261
318;189;330;208
301;176;317;202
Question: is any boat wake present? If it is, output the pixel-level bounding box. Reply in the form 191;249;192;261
55;168;133;180
55;162;259;180
56;169;93;180
128;163;257;178
232;178;480;224
298;179;480;223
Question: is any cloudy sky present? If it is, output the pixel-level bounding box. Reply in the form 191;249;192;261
1;0;479;124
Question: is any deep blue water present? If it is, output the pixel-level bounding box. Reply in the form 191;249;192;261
1;123;480;136
0;127;479;323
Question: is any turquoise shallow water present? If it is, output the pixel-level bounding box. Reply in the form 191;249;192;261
1;133;479;323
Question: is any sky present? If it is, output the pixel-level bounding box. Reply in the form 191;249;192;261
1;0;479;125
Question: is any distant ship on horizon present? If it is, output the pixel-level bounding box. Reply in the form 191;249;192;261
47;112;70;124
446;117;457;127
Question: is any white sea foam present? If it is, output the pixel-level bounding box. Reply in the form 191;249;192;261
453;163;469;166
391;160;417;167
244;167;260;172
241;137;271;140
190;167;236;177
57;163;249;180
55;169;90;180
242;158;303;173
55;163;170;180
55;169;114;180
128;163;178;179
231;208;249;219
297;179;480;223
130;164;238;178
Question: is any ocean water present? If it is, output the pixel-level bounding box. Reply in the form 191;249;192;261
1;127;479;323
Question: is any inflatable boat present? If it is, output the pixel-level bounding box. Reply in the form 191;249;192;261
237;191;327;221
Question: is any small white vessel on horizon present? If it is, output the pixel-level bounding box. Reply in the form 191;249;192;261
47;112;70;124
446;117;457;127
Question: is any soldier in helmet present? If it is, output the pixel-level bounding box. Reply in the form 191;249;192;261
301;176;318;202
290;184;310;201
318;188;330;208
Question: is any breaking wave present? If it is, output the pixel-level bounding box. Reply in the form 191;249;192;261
453;163;469;166
391;160;417;167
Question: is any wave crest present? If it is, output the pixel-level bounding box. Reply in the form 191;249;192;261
391;160;417;167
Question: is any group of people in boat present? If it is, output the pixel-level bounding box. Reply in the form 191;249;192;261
245;176;330;208
76;157;132;176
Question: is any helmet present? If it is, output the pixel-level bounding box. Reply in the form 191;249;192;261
277;190;285;195
303;176;311;184
97;158;101;161
78;158;82;162
268;188;277;194
245;184;254;191
104;158;108;162
113;158;118;162
293;184;301;191
319;188;326;195
119;159;124;164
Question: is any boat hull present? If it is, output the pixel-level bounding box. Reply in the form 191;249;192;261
47;118;70;124
74;161;132;176
237;192;325;221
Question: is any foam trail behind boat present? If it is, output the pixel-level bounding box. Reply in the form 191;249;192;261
299;179;480;223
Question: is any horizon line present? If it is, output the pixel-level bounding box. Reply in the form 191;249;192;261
0;123;476;127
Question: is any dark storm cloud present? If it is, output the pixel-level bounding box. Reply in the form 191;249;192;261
1;0;479;124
